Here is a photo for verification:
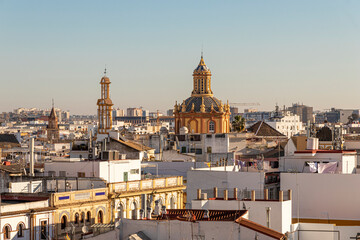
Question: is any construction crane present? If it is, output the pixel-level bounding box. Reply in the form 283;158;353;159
229;103;260;107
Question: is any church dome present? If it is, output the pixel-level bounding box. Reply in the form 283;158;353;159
183;96;221;113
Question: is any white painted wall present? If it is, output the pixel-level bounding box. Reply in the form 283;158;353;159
192;199;291;234
0;201;54;240
280;152;357;174
281;173;360;221
9;181;43;193
119;218;280;240
187;169;266;206
44;159;141;183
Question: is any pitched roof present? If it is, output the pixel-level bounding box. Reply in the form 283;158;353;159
0;134;20;144
110;137;153;151
235;217;285;240
162;209;285;239
49;107;57;119
0;164;23;174
248;121;285;137
164;209;247;221
290;136;307;151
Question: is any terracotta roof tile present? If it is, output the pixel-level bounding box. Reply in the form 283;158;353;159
235;217;285;240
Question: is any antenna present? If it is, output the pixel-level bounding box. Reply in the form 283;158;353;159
201;43;204;58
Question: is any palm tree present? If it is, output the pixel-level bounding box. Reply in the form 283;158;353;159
232;115;245;132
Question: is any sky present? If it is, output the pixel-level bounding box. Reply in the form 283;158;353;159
1;0;360;115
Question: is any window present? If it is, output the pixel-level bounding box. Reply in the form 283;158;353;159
48;171;56;177
77;172;85;177
61;215;67;230
17;223;24;237
98;210;104;224
3;225;11;240
80;212;85;224
130;169;139;174
74;213;79;225
59;171;66;177
86;211;91;223
40;221;47;240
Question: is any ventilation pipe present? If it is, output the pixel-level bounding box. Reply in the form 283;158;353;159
29;138;34;177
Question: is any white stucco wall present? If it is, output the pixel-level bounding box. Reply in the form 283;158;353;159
44;159;141;183
192;199;291;234
187;169;266;207
119;219;280;240
281;173;360;221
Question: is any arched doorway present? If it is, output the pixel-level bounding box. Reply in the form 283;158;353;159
131;201;137;220
97;210;103;224
61;215;67;230
118;204;124;220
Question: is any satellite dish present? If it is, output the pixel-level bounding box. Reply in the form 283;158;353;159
65;227;72;233
82;226;89;233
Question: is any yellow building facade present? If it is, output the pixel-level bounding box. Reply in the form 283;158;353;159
52;176;185;239
174;56;231;134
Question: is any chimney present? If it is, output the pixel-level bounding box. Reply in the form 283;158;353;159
197;189;202;200
306;137;319;150
201;193;208;200
251;190;255;201
288;189;292;201
146;207;152;220
279;190;283;202
224;190;228;200
233;188;238;200
29;138;34;177
139;209;144;219
214;187;218;198
264;189;269;200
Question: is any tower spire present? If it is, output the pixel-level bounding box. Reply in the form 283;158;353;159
52;98;54;109
104;65;107;76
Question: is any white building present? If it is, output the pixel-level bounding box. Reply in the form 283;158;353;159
191;190;292;234
280;149;357;174
0;196;54;240
44;156;141;183
281;173;360;240
187;167;280;207
117;209;285;240
267;113;304;138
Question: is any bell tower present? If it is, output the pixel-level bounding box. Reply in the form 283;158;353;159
97;69;113;134
191;55;213;97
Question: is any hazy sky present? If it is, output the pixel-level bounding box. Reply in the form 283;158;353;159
1;0;360;115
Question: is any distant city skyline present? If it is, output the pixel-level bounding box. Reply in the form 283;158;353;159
1;1;360;114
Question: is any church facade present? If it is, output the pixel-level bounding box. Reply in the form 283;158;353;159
174;56;231;134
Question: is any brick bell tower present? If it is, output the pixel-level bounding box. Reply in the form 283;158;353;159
97;69;113;135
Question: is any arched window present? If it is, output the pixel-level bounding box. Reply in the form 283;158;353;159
86;211;91;223
131;202;137;220
209;121;215;133
61;215;67;230
97;210;103;224
3;225;11;240
170;196;176;209
17;222;25;237
74;213;79;225
80;212;85;224
118;204;124;220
